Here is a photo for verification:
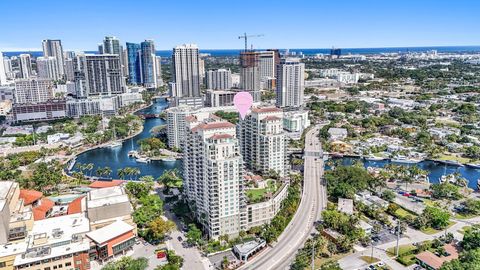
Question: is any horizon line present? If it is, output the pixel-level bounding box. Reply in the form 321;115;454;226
2;44;480;53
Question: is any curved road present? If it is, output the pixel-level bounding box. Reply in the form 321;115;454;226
240;126;327;270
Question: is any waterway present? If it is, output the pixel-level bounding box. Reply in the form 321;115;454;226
328;157;480;190
73;98;480;188
73;98;181;179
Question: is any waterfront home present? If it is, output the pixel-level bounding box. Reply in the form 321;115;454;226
328;128;348;141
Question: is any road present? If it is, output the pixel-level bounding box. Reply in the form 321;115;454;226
156;187;212;270
240;126;327;270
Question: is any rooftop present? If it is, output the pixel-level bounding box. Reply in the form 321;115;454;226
88;180;125;189
32;198;55;221
0;181;17;200
87;186;130;208
19;189;43;205
86;220;134;244
0;242;27;258
415;244;459;270
191;121;235;132
233;239;266;255
251;107;282;113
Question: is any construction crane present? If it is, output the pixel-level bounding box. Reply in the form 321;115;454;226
238;33;264;52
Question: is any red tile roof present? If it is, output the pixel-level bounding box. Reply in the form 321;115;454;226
263;116;281;121
67;196;85;215
252;107;282;113
185;115;197;122
192;122;235;132
89;180;125;189
33;198;55;220
210;134;233;140
19;189;43;205
415;244;459;270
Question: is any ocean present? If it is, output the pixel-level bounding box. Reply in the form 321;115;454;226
3;46;480;58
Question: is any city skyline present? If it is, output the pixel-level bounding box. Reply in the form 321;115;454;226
1;0;479;51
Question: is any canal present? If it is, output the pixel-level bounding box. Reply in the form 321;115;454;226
73;98;181;179
73;98;480;189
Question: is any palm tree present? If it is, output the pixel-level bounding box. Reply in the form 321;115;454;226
86;163;94;177
117;168;126;180
104;166;112;178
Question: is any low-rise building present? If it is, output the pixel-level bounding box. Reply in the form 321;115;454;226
12;99;67;123
13;213;91;270
86;220;136;263
337;198;354;215
415;244;459;270
246;183;289;229
233;239;266;262
86;186;135;232
328;128;348;141
283;110;310;136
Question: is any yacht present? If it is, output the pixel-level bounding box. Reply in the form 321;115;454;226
136;157;151;163
128;150;138;158
391;155;420;164
107;141;122;148
364;155;385;161
161;157;177;162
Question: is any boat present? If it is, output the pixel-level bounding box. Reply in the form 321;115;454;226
128;150;138;157
107;141;122;148
391;155;421;164
136;157;151;163
161;157;177;162
466;163;480;169
477;179;480;190
364;155;385;161
440;174;456;184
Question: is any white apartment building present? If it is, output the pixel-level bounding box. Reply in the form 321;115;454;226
37;56;60;80
283;110;311;133
18;54;33;79
276;58;305;108
183;120;245;239
237;107;286;177
171;44;201;98
205;69;232;90
42;39;65;76
14;78;53;104
0;52;6;85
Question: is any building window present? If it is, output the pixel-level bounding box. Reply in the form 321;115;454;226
65;262;72;267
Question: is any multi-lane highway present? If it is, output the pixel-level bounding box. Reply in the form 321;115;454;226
240;126;327;270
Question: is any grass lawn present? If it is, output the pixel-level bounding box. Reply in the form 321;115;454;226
423;199;437;208
459;226;471;234
360;256;380;264
246;188;267;201
438;154;471;164
387;244;416;257
396;254;417;266
394;207;417;219
454;212;476;220
420;221;456;235
314;252;351;268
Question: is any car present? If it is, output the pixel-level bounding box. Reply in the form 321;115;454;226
177;236;183;242
377;262;385;267
403;193;411;197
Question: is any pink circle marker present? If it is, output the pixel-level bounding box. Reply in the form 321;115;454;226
233;92;253;120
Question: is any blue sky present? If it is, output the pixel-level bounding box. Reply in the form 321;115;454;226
0;0;479;51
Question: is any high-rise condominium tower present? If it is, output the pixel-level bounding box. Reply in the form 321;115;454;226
183;119;245;239
42;39;65;76
0;52;6;85
239;52;260;91
126;42;141;85
74;54;125;97
276;58;305;108
37;57;60;80
171;44;201;98
141;40;157;88
205;69;232;90
237;107;286;177
18;54;33;79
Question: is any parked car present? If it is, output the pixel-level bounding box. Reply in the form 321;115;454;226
177;236;183;242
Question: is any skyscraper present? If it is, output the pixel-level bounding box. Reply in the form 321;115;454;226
275;58;305;108
0;52;6;85
64;58;75;81
3;56;13;79
37;57;60;80
42;39;65;76
140;40;156;88
126;42;141;85
74;54;125;97
237;107;286;177
155;56;163;87
183;119;245;239
171;44;200;98
239;52;260;91
18;54;33;79
102;36;125;74
205;69;232;90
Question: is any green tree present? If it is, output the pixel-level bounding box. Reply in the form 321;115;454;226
146;217;175;241
186;224;202;245
102;256;148;270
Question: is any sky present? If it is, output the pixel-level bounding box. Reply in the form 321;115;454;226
0;0;479;51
